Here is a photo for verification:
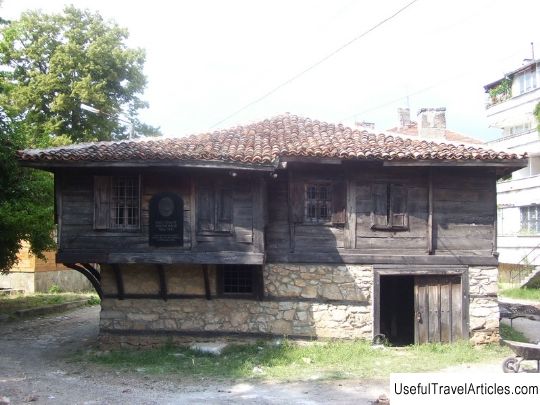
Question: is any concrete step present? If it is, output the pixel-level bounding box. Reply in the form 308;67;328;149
520;266;540;288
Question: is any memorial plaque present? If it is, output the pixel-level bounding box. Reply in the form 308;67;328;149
149;192;184;246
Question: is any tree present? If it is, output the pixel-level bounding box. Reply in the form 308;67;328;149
0;6;159;272
0;6;159;145
535;102;540;132
0;119;55;273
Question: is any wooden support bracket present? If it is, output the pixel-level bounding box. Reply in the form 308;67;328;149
64;263;103;299
112;264;125;300
202;264;211;300
157;264;168;301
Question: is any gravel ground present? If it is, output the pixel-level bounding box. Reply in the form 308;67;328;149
0;306;388;405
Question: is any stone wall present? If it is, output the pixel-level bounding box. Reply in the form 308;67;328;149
468;266;499;344
99;263;373;341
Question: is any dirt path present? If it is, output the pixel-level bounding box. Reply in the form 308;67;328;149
0;307;388;404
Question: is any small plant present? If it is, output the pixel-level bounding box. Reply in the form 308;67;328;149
488;78;511;100
48;284;62;294
87;295;101;306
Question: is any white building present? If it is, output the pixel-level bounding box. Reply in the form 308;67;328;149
485;59;540;267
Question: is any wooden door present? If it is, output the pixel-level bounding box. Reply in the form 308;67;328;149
414;276;462;343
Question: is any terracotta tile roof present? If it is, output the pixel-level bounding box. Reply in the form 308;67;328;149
18;114;525;166
387;122;484;144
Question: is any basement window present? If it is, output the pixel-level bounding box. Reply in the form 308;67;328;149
217;265;263;299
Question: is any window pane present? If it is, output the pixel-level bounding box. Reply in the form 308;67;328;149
223;266;253;294
111;176;139;229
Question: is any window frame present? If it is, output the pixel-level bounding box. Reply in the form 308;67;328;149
197;181;234;235
216;264;263;300
304;183;333;225
520;205;540;234
93;174;141;232
370;183;409;232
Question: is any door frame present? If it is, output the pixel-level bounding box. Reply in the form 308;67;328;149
373;265;469;341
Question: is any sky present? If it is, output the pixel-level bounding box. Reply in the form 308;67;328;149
2;0;540;141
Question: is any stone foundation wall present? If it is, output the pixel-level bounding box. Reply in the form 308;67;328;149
99;263;373;340
468;266;499;344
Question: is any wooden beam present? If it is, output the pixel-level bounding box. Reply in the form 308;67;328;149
80;263;101;281
157;264;168;301
112;264;125;300
64;263;103;299
266;251;499;266
19;159;276;171
57;251;265;265
55;172;63;247
279;156;343;165
344;178;357;249
287;171;296;252
252;177;265;253
427;168;433;254
491;173;498;256
202;264;211;300
383;159;527;168
190;175;197;249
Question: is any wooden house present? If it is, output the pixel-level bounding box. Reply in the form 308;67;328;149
18;114;527;345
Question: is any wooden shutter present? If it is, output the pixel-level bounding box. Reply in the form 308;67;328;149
93;176;111;230
216;188;233;232
197;185;214;232
371;183;388;228
289;178;305;224
331;181;347;224
390;184;408;228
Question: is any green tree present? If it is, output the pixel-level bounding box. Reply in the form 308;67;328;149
0;6;159;272
0;118;55;273
0;6;159;145
535;102;540;131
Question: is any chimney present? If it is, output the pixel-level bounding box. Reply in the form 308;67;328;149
417;107;446;139
398;108;411;128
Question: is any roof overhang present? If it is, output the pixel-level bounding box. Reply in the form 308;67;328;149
18;159;277;172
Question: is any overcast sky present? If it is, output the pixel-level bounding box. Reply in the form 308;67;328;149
2;0;540;141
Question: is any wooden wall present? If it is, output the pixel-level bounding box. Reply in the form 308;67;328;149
265;164;497;264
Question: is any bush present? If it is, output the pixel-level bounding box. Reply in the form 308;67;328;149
48;284;62;294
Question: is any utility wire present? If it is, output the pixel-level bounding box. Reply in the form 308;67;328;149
209;0;419;129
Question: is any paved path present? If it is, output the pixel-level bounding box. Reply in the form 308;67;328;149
0;306;387;404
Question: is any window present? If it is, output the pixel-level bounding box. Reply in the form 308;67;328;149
520;205;540;234
94;175;140;230
289;179;346;225
305;184;332;224
371;183;408;231
217;265;263;299
518;67;537;95
197;182;233;234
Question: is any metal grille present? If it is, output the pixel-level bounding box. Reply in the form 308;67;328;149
520;205;540;234
223;266;253;294
305;184;332;223
111;176;139;229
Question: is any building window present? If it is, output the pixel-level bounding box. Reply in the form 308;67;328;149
197;183;233;234
520;205;540;234
518;67;537;95
371;183;408;231
217;265;263;299
111;177;140;229
305;184;332;224
94;175;140;230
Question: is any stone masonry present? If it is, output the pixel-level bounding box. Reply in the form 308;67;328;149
468;266;500;344
100;263;373;341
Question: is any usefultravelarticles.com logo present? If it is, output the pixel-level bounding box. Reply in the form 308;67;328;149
390;373;540;405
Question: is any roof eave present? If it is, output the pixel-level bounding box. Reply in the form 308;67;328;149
18;158;277;172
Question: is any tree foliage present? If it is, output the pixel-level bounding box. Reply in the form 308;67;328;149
0;6;159;272
0;6;159;145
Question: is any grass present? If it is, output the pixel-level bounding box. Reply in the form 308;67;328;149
499;286;540;302
82;339;511;381
500;323;529;343
0;292;100;316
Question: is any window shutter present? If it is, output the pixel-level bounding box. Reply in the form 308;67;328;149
390;184;408;228
216;188;233;232
331;181;347;224
94;176;111;230
197;185;214;232
289;179;305;223
371;183;388;228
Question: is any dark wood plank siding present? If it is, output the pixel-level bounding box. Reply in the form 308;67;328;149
58;170;261;263
432;168;495;255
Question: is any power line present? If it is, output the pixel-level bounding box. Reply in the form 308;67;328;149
209;0;420;129
340;50;522;122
